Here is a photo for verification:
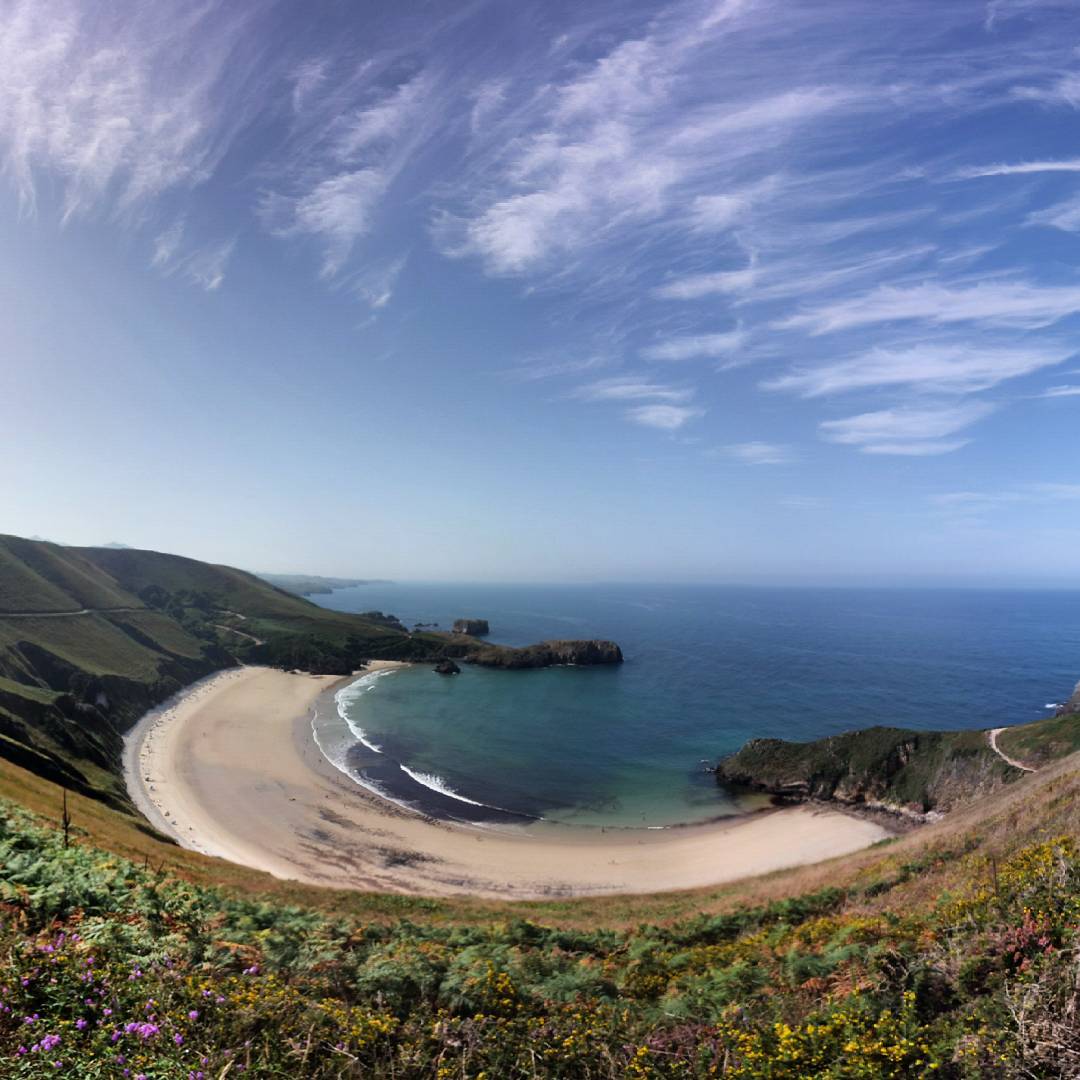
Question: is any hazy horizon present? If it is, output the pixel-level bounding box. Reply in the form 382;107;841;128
6;0;1080;584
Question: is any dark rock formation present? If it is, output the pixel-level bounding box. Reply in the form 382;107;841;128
453;618;490;636
464;639;623;670
1055;680;1080;716
716;725;1021;816
434;659;461;675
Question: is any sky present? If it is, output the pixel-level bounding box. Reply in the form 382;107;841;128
3;0;1080;584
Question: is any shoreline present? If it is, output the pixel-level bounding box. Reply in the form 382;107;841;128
123;666;892;898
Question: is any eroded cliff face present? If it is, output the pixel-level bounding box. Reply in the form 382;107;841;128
1056;681;1080;716
464;639;624;669
452;619;490;636
716;726;1021;816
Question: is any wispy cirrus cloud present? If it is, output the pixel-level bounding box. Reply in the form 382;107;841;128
572;376;694;403
1038;384;1080;398
723;441;794;465
641;329;747;362
763;343;1070;397
782;280;1080;334
0;0;261;222
626;403;705;430
953;158;1080;178
819;401;995;455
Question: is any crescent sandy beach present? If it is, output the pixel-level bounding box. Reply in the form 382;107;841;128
123;665;891;899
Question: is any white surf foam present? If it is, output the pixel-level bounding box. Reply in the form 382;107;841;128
335;669;399;753
399;765;486;807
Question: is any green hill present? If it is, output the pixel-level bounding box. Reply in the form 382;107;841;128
0;536;448;812
0;740;1076;1076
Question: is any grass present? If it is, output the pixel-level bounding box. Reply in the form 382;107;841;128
996;711;1080;769
0;753;1076;1076
718;725;1021;813
0;536;142;613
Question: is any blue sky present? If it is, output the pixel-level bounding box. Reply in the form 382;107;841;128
4;0;1080;583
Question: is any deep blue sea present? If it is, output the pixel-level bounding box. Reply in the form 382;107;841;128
309;584;1080;828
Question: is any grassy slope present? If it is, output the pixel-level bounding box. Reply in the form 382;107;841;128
997;711;1080;768
76;545;441;658
716;724;1024;813
0;538;457;810
0;751;1076;1076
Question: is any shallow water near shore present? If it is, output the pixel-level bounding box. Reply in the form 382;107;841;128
315;584;1080;827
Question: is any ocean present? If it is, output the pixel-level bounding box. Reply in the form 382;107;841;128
309;584;1080;829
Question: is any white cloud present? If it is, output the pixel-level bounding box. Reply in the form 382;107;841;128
1039;384;1080;397
1027;194;1080;232
953;158;1080;178
626;403;705;430
724;441;794;465
859;439;970;456
641;329;747;362
149;220;235;291
763;343;1069;397
291;60;328;114
281;168;388;277
672;88;852;146
573;377;694;404
820;401;995;454
151;220;184;268
783;281;1080;335
0;1;255;221
183;237;236;291
469;79;508;135
691;193;748;231
654;267;756;300
335;74;431;159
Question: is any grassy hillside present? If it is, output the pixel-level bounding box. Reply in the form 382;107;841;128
0;536;142;614
997;711;1080;769
0;537;451;812
716;725;1025;815
76;545;442;665
0;746;1076;1076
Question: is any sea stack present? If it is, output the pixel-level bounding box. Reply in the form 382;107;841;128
452;618;490;636
434;659;461;675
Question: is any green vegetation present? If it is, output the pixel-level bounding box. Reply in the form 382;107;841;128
0;749;1077;1077
0;536;452;811
997;711;1080;769
717;725;1023;814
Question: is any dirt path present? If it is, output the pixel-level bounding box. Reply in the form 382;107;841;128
0;606;144;618
987;728;1036;772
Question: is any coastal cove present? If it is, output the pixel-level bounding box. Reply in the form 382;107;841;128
123;666;890;898
317;582;1080;827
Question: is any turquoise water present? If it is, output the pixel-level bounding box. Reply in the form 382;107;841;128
312;585;1080;828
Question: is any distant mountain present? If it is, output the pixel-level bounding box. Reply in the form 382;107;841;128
100;541;131;549
257;572;392;596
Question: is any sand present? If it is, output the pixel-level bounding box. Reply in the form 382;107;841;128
123;666;892;899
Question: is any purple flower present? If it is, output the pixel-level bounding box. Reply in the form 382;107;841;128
40;1034;61;1051
103;1007;113;1016
174;1034;184;1046
75;1019;87;1031
188;1010;199;1021
16;1046;27;1056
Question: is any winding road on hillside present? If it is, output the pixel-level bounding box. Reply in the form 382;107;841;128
0;606;145;618
987;727;1035;772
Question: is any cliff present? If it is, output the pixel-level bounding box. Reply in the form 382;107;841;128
716;725;1020;815
464;639;623;669
453;618;490;636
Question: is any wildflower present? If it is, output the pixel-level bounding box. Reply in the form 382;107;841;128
41;1034;61;1051
175;1033;184;1046
75;1019;87;1031
188;1010;199;1021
